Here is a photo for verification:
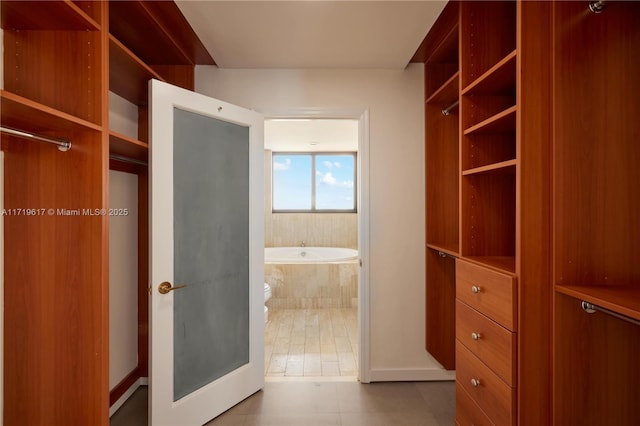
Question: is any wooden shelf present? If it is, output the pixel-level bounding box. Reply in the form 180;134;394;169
463;159;516;176
426;72;459;106
464;106;517;136
427;243;460;258
463;256;516;275
427;24;459;64
109;0;214;66
109;36;163;106
1;90;102;133
109;131;148;163
1;0;100;31
462;50;517;96
556;285;640;322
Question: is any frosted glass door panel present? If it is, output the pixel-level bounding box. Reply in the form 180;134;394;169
172;108;250;401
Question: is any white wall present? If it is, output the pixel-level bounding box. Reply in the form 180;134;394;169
108;170;139;390
196;66;452;379
108;91;140;391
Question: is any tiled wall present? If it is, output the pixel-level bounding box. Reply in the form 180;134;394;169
264;150;358;249
265;261;358;309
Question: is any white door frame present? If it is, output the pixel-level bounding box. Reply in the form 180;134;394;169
261;107;371;383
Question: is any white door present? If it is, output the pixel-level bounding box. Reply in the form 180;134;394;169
149;79;264;426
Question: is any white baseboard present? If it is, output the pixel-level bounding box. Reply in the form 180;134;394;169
109;377;148;417
368;368;456;382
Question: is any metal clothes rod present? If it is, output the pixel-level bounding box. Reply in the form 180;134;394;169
581;301;640;327
442;100;459;116
1;126;71;152
109;154;148;166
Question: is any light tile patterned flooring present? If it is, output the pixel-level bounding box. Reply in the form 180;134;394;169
265;308;359;378
110;307;457;425
111;381;456;426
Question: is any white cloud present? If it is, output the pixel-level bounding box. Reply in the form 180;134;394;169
317;171;353;188
321;171;337;185
322;161;343;169
273;158;291;171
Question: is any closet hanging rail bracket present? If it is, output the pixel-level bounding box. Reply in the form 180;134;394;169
581;300;640;326
442;100;459;116
438;251;457;260
1;126;71;152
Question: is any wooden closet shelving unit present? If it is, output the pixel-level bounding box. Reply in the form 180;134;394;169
1;1;214;423
418;1;639;425
416;1;460;372
416;0;553;424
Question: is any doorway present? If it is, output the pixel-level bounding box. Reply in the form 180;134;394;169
262;111;370;382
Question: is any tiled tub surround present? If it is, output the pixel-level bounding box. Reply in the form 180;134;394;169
265;259;358;309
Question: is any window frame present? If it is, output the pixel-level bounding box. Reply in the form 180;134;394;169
272;152;357;213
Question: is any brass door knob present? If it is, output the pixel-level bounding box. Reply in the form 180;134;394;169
158;281;188;294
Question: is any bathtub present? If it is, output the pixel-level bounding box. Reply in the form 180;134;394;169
265;246;358;264
264;247;358;309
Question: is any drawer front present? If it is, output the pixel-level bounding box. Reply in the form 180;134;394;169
456;342;515;425
456;259;517;330
456;300;516;385
456;383;494;426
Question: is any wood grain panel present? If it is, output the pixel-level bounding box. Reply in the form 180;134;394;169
1;0;99;30
461;172;516;259
552;0;640;288
455;382;494;426
456;300;516;385
456;259;517;331
425;249;456;370
456;342;515;425
3;129;108;425
109;0;214;66
3;29;103;124
516;1;552;424
426;104;459;250
553;292;640;425
460;1;516;88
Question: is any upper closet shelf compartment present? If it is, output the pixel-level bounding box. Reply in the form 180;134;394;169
109;36;163;106
463;159;516;176
109;0;214;66
0;0;100;31
462;50;516;96
464;106;516;136
426;72;459;106
1;90;102;133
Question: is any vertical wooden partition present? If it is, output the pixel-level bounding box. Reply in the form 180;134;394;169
1;1;109;423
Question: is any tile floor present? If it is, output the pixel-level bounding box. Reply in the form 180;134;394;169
265;308;359;378
110;380;456;426
110;307;456;425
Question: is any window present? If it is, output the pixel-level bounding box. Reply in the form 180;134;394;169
272;153;356;212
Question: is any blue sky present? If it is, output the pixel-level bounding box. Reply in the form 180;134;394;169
273;154;355;210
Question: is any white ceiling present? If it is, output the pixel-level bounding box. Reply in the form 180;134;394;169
176;1;447;69
265;119;359;152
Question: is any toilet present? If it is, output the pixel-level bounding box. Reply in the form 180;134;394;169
264;283;272;323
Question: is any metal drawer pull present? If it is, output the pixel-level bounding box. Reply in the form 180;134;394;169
471;285;481;294
471;332;481;341
471;378;481;387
